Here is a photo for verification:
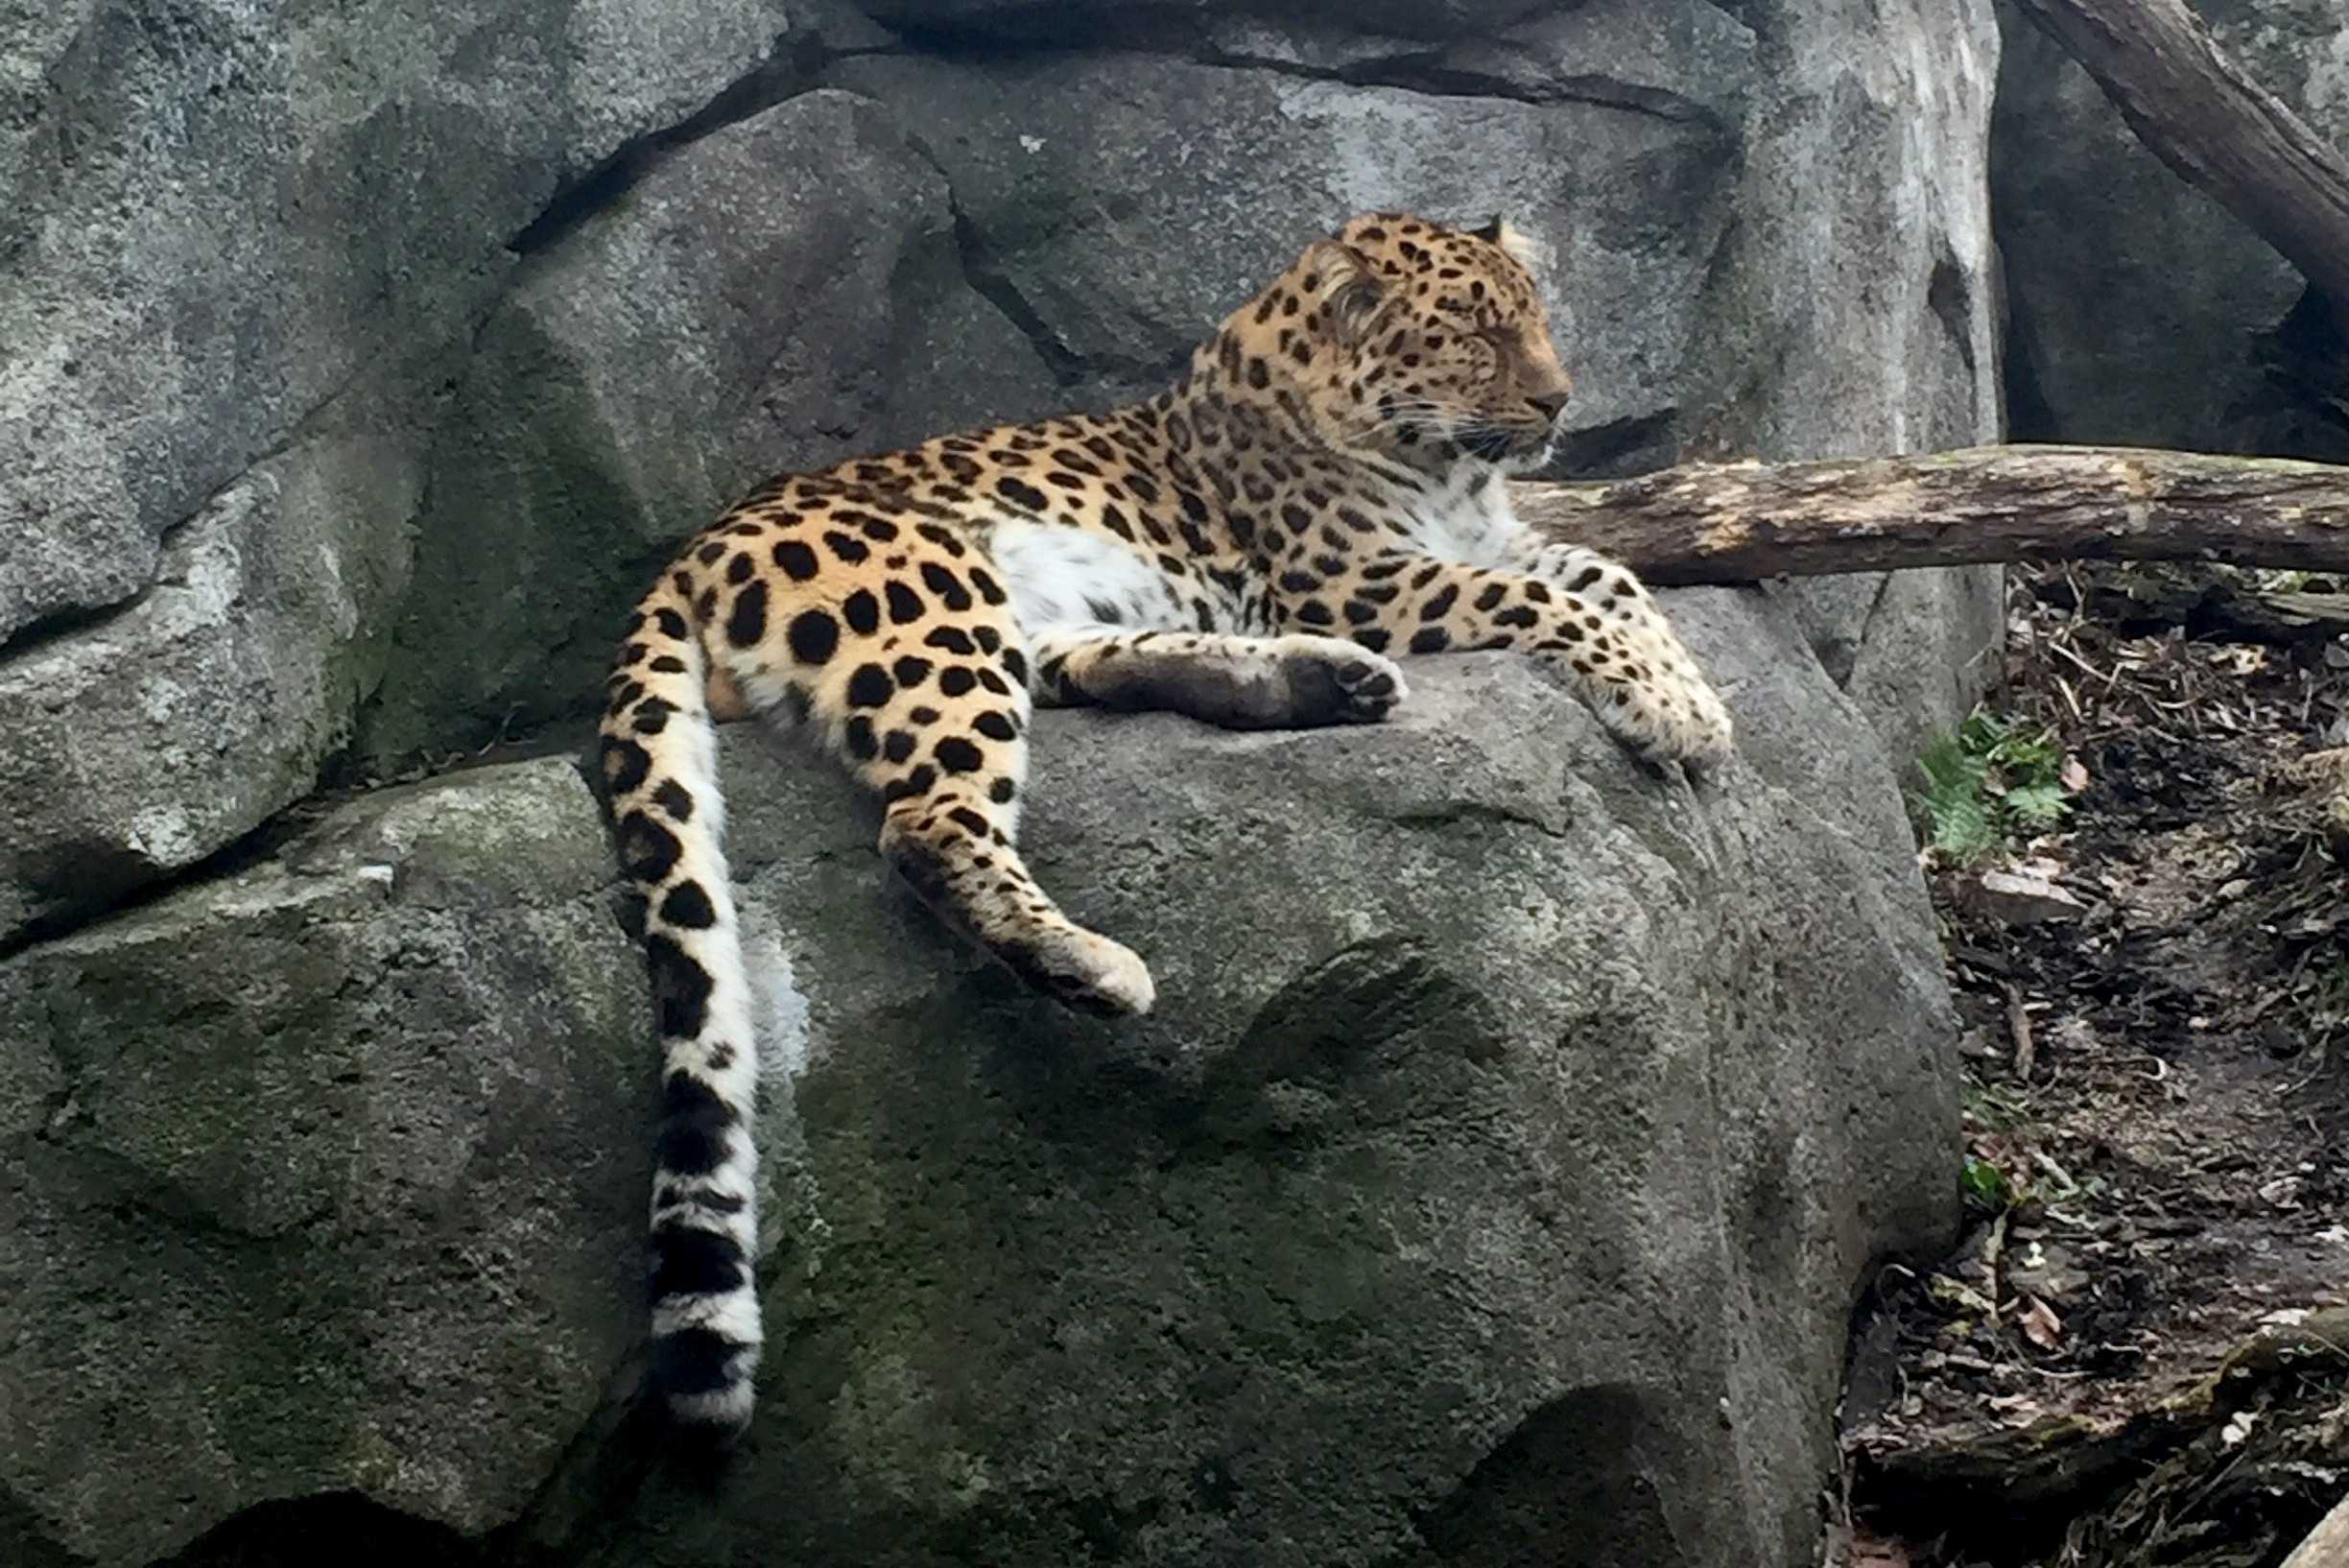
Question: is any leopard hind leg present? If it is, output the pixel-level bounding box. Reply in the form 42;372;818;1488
718;526;1152;1017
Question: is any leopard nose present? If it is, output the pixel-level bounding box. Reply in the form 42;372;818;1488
1527;389;1571;422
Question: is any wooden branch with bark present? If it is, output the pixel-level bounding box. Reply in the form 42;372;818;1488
2005;0;2349;318
1514;443;2349;588
2281;1490;2349;1568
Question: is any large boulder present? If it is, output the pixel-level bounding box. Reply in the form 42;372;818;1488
0;369;432;941
824;6;1753;446
0;0;2005;944
0;760;645;1567
0;0;817;943
1992;0;2349;460
0;33;1044;946
0;599;1958;1567
1706;0;2007;769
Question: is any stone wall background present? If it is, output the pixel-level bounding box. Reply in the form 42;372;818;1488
0;3;2008;1565
1;0;2005;950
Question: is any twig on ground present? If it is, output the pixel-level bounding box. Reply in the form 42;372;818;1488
2007;983;2039;1081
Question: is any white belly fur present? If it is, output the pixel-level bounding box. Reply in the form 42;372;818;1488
989;520;1195;632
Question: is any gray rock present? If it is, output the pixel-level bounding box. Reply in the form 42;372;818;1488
349;87;1058;769
588;610;1956;1566
0;759;645;1567
1690;0;2004;459
1690;0;2007;756
0;368;434;945
862;0;1554;42
0;614;1957;1568
1992;0;2349;459
825;8;1750;440
1774;565;2010;777
0;0;839;937
0;0;798;645
1;75;1059;938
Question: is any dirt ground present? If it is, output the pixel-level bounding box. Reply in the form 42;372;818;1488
1832;563;2349;1568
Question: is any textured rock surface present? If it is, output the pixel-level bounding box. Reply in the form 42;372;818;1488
1;0;2005;943
0;760;644;1567
1712;0;2007;768
825;6;1752;443
572;613;1954;1568
0;620;1956;1567
352;88;1056;764
0;369;432;941
1993;0;2349;460
0;0;798;644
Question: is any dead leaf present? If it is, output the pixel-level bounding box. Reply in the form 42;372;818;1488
2019;1295;2066;1350
2060;754;2090;792
1966;867;2088;925
1840;1529;1913;1568
1986;1390;2047;1427
1926;1272;1996;1317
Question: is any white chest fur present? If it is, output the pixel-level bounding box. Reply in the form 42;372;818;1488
1386;463;1526;568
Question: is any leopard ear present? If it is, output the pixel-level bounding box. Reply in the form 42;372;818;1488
1469;215;1540;268
1302;240;1387;344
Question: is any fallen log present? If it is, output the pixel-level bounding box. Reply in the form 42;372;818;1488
1515;443;2349;585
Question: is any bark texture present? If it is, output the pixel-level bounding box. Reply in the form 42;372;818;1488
1516;444;2349;583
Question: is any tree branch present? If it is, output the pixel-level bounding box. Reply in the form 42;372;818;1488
2281;1490;2349;1568
1513;444;2349;583
2005;0;2349;313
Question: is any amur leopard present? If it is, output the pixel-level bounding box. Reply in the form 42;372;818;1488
598;211;1734;1433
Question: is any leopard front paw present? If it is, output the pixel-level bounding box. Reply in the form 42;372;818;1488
1593;673;1734;771
1276;635;1410;725
1675;678;1736;771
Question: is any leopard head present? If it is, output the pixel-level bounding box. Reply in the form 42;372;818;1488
1220;212;1575;475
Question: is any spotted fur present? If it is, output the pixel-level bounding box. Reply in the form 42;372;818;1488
602;211;1733;1433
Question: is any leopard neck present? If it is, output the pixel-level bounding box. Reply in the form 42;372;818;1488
1151;333;1453;500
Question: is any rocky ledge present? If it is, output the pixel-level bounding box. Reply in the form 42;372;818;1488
1;592;1956;1568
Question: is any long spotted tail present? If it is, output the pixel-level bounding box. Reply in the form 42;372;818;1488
599;574;761;1434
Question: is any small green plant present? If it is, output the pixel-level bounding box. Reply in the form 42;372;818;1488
1911;708;2074;864
1960;1151;2012;1213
